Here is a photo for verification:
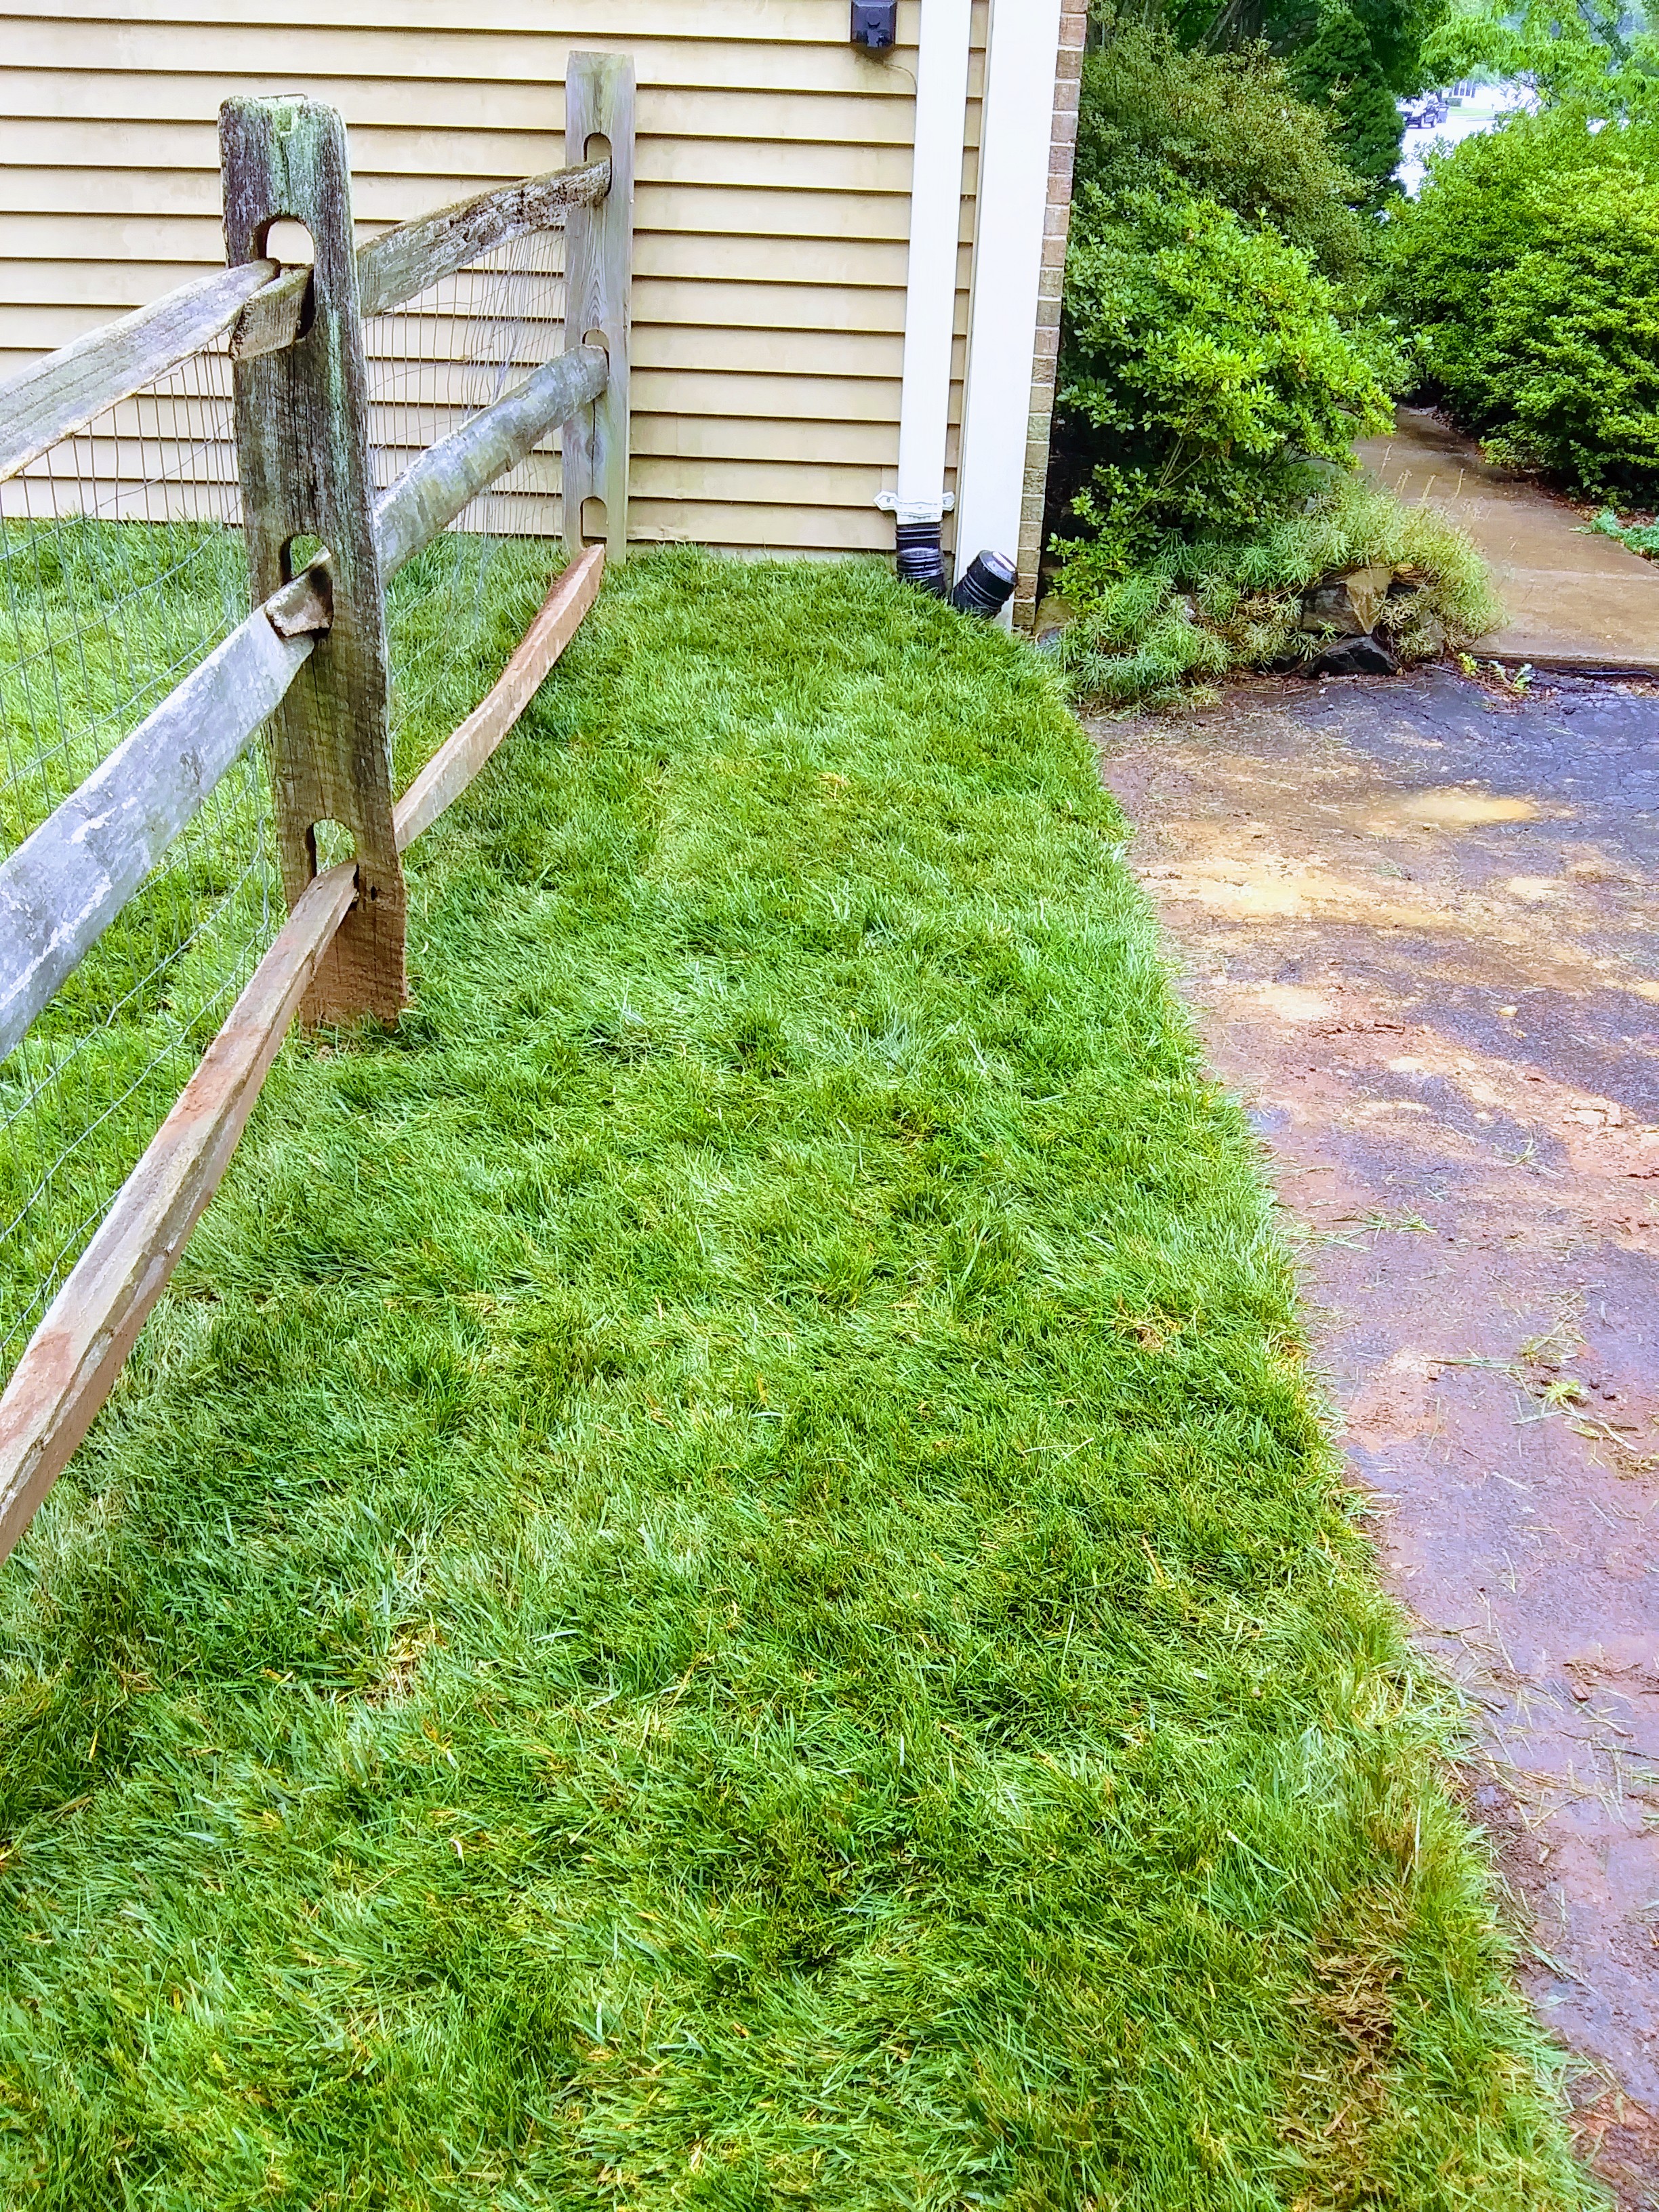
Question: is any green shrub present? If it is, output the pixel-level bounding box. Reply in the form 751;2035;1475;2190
1056;476;1502;710
1060;185;1399;560
1388;110;1659;499
1048;12;1494;711
1292;1;1412;193
1149;0;1446;100
1076;24;1377;284
1422;0;1659;120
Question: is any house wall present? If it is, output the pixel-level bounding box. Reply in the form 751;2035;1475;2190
0;0;993;556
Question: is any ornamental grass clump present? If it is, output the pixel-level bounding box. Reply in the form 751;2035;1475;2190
1055;476;1501;712
1590;508;1659;558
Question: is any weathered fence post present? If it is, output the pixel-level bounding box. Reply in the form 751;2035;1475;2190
221;97;407;1026
561;52;634;565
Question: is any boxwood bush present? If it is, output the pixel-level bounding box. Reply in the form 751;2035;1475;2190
1059;27;1401;569
1072;23;1379;283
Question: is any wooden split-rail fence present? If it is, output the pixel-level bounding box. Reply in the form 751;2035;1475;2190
0;53;635;1564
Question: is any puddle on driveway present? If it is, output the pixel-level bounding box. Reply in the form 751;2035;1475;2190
1095;667;1659;2210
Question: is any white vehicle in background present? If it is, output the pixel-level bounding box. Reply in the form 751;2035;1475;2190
1396;77;1540;195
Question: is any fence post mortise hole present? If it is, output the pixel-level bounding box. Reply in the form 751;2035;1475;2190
259;220;319;337
310;819;355;872
281;533;325;583
262;218;316;267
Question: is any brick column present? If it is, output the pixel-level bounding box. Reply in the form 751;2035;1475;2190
1012;3;1086;632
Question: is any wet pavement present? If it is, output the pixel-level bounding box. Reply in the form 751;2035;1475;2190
1357;408;1659;677
1094;667;1659;2207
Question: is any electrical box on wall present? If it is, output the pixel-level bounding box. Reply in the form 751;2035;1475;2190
851;2;897;49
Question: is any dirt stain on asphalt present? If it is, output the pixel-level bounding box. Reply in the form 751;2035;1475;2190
1389;790;1544;826
1094;666;1658;2209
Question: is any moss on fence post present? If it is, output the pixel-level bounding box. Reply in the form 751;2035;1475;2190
221;96;407;1027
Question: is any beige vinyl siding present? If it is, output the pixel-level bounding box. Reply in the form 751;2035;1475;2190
0;1;989;555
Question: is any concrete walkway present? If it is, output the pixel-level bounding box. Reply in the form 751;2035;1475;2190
1096;669;1659;2209
1357;408;1659;676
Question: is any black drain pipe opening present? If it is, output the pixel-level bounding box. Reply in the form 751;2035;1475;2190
950;548;1017;619
895;519;948;598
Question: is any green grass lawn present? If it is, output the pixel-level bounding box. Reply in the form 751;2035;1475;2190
0;519;554;1356
0;552;1588;2209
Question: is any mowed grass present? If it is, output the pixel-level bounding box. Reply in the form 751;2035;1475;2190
0;521;556;1355
0;552;1587;2209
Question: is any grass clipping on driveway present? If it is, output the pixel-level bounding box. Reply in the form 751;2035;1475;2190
0;554;1584;2209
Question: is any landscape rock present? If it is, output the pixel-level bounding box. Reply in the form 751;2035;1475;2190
1395;609;1446;659
1032;593;1076;653
1299;562;1395;636
1305;631;1399;678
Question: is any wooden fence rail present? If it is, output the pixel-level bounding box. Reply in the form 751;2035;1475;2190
359;157;611;321
1;157;613;486
0;337;606;1068
0;261;281;486
0;546;605;1567
373;344;608;577
0;572;328;1067
0;54;634;1566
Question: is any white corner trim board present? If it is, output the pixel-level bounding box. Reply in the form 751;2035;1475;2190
954;0;1065;598
893;0;975;527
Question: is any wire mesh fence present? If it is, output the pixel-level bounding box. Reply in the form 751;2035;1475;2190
0;339;276;1366
0;219;572;1377
369;225;567;794
0;64;632;1553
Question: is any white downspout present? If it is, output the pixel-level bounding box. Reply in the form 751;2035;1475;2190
890;0;974;545
954;0;1065;613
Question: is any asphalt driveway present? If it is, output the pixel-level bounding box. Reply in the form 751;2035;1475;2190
1095;666;1659;2207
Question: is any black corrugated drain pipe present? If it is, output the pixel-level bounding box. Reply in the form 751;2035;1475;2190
895;530;1017;619
894;520;948;598
951;549;1017;619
